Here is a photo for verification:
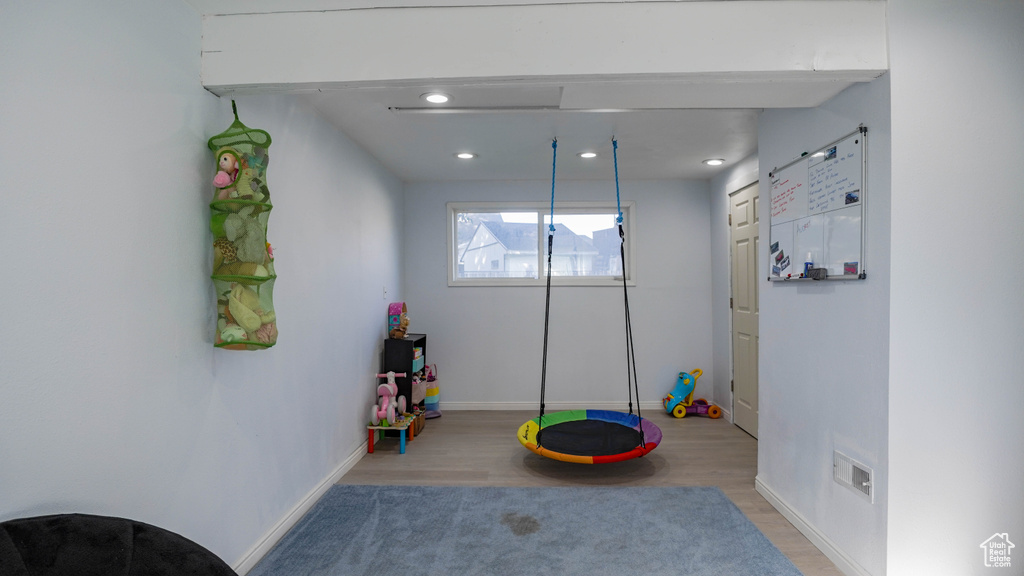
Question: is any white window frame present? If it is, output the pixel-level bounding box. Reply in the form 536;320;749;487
447;201;637;287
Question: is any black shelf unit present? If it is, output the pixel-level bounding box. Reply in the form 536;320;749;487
382;333;426;411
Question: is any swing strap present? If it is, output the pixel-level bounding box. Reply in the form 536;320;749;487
537;139;558;442
613;139;643;448
613;139;624;225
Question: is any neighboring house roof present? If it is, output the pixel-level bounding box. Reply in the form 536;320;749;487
481;221;537;253
468;221;598;255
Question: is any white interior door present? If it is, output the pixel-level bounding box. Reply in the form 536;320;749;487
730;182;759;438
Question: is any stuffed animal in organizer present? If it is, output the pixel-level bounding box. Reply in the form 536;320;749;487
213;148;239;191
225;283;277;344
222;206;267;264
216;322;248;350
212;239;269;277
213;148;270;204
214;261;269;281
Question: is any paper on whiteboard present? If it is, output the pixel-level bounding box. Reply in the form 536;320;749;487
770;168;807;225
769;221;795;277
807;139;861;216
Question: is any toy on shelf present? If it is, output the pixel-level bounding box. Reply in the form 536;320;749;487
370;371;408;426
387;302;409;339
390;314;409;339
663;368;722;419
411;371;427;406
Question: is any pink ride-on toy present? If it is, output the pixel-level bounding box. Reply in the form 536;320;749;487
371;371;407;426
663;368;722;419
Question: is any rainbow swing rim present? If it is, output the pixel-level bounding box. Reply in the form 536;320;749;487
517;409;662;464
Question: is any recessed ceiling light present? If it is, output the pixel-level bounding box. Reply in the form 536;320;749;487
578;152;597;159
455;152;476;160
703;158;725;166
422;92;451;104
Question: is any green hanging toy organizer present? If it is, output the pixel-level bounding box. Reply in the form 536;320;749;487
208;101;277;350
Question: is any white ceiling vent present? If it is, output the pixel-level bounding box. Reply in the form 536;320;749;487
834;451;873;503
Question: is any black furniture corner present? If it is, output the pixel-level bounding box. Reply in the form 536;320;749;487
382;333;426;411
0;513;237;576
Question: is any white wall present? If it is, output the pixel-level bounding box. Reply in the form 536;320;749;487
403;180;713;409
756;75;891;575
887;2;1024;574
0;1;404;570
709;153;760;413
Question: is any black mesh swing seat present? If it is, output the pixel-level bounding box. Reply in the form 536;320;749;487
542;419;640;456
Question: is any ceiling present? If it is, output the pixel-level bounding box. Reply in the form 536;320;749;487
185;0;872;182
299;83;763;182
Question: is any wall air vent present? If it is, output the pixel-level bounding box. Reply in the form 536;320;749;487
834;451;874;503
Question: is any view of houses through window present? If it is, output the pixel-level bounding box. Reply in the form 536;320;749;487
454;209;625;281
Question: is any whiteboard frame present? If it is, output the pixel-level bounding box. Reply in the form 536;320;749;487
767;125;867;282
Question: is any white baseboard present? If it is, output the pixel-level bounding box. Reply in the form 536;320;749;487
232;440;368;575
720;405;733;422
754;477;870;576
438;401;666;411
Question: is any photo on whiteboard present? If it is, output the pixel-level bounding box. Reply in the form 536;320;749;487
779;255;791;272
845;191;860;205
844;262;859;275
771;241;780;254
775;249;786;264
825;146;837;160
772;265;781;276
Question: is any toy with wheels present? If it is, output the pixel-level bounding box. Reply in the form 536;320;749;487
370;371;407;426
663;368;722;419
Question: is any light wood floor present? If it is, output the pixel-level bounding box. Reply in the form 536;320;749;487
341;410;841;576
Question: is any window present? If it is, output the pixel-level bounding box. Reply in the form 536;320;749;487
448;202;635;287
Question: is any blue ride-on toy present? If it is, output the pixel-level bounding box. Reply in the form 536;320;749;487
663;368;722;419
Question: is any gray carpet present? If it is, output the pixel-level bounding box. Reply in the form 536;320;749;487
248;485;803;576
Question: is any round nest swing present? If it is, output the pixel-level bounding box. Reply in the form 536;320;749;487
518;139;660;464
518;409;662;464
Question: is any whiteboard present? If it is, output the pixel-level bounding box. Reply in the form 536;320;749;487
768;127;866;281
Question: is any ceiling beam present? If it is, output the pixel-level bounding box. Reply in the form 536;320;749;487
200;1;887;97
